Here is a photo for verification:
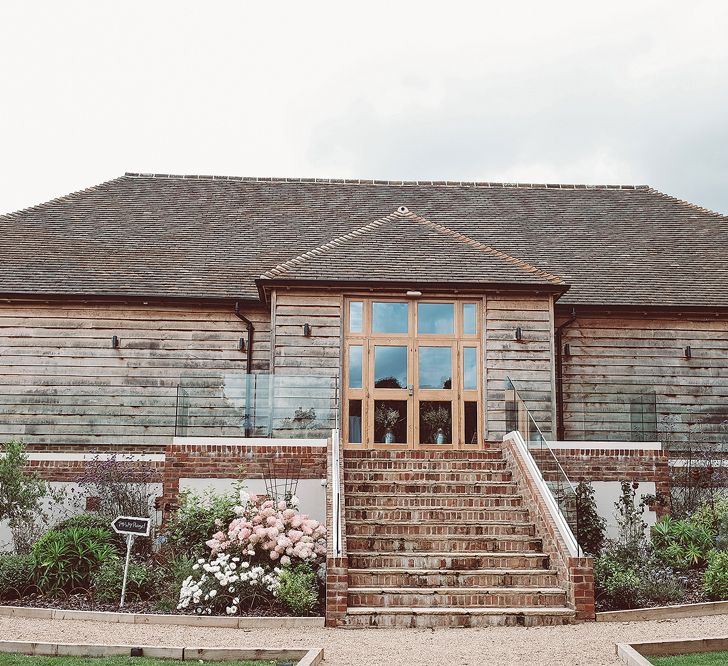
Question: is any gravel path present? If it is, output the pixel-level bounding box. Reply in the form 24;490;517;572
1;615;727;665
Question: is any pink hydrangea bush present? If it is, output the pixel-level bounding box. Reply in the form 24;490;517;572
176;490;326;615
205;491;327;566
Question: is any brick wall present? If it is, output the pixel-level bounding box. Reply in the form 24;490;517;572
542;447;671;516
502;435;595;621
24;457;164;483
325;434;348;627
162;440;327;508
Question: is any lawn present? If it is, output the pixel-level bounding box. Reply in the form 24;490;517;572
650;651;728;666
0;656;279;666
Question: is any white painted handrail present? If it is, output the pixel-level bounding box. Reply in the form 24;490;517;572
505;430;580;558
331;428;343;557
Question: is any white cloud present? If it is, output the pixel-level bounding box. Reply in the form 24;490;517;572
1;0;727;214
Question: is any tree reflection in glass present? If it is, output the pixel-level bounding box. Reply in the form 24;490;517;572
374;346;408;388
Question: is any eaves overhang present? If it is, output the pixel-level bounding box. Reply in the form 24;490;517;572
256;276;570;303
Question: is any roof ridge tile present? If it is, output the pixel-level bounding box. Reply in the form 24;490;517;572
1;176;126;221
645;187;728;220
261;214;397;278
123;172;649;191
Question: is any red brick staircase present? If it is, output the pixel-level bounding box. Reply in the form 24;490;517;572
341;449;576;627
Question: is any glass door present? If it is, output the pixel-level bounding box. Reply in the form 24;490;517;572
343;297;482;449
370;341;412;448
415;343;455;448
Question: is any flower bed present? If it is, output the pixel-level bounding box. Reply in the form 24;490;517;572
581;481;728;612
0;442;326;618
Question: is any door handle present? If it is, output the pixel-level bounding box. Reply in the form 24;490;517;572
408;384;414;396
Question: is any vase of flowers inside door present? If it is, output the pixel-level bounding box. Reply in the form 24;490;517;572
375;406;400;444
422;405;451;445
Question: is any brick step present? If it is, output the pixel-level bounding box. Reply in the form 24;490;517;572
347;551;551;570
348;587;567;609
345;507;531;522
344;450;504;461
343;459;508;472
343;607;575;628
344;481;519;495
345;494;524;509
345;470;513;483
346;535;542;553
346;520;535;538
348;568;559;588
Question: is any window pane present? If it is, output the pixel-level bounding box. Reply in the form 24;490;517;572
349;346;362;389
463;347;477;390
372;302;408;334
420;401;452;444
463;303;477;335
418;303;454;334
374;346;408;388
349;301;363;333
374;400;407;444
464;401;478;445
348;400;362;444
419;347;452;389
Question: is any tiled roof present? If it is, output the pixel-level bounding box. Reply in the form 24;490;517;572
0;173;726;307
261;208;564;286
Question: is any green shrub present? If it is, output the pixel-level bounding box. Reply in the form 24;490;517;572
691;495;728;538
636;563;686;607
276;564;319;615
651;516;714;569
718;514;728;552
0;553;35;599
594;555;642;610
91;557;156;603
54;513;126;554
0;440;48;553
32;527;116;593
153;555;196;612
162;489;239;558
703;550;728;600
614;481;649;557
575;481;606;556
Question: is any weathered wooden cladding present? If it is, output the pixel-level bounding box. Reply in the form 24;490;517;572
558;316;728;446
0;301;271;447
485;296;556;440
271;292;342;431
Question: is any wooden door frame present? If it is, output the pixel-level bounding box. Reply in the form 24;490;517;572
342;295;484;449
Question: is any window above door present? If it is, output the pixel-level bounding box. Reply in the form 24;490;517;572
343;296;483;449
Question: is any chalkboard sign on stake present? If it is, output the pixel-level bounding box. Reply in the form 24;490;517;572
111;516;151;607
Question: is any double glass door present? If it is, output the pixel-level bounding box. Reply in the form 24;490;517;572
344;298;482;449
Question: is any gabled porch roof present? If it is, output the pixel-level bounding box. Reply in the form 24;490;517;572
257;207;568;299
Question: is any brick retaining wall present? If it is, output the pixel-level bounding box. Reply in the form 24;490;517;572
502;436;596;620
539;447;671;516
162;441;327;508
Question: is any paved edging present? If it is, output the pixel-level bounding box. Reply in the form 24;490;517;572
0;606;324;629
597;600;728;622
0;641;323;666
616;635;728;666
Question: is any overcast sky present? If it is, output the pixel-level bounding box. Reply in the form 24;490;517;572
1;1;727;215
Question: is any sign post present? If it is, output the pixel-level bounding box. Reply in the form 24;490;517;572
111;516;151;608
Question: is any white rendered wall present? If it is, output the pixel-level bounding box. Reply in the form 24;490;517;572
592;481;657;540
0;481;162;552
179;477;326;524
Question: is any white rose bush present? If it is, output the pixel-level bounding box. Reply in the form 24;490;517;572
177;491;326;615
